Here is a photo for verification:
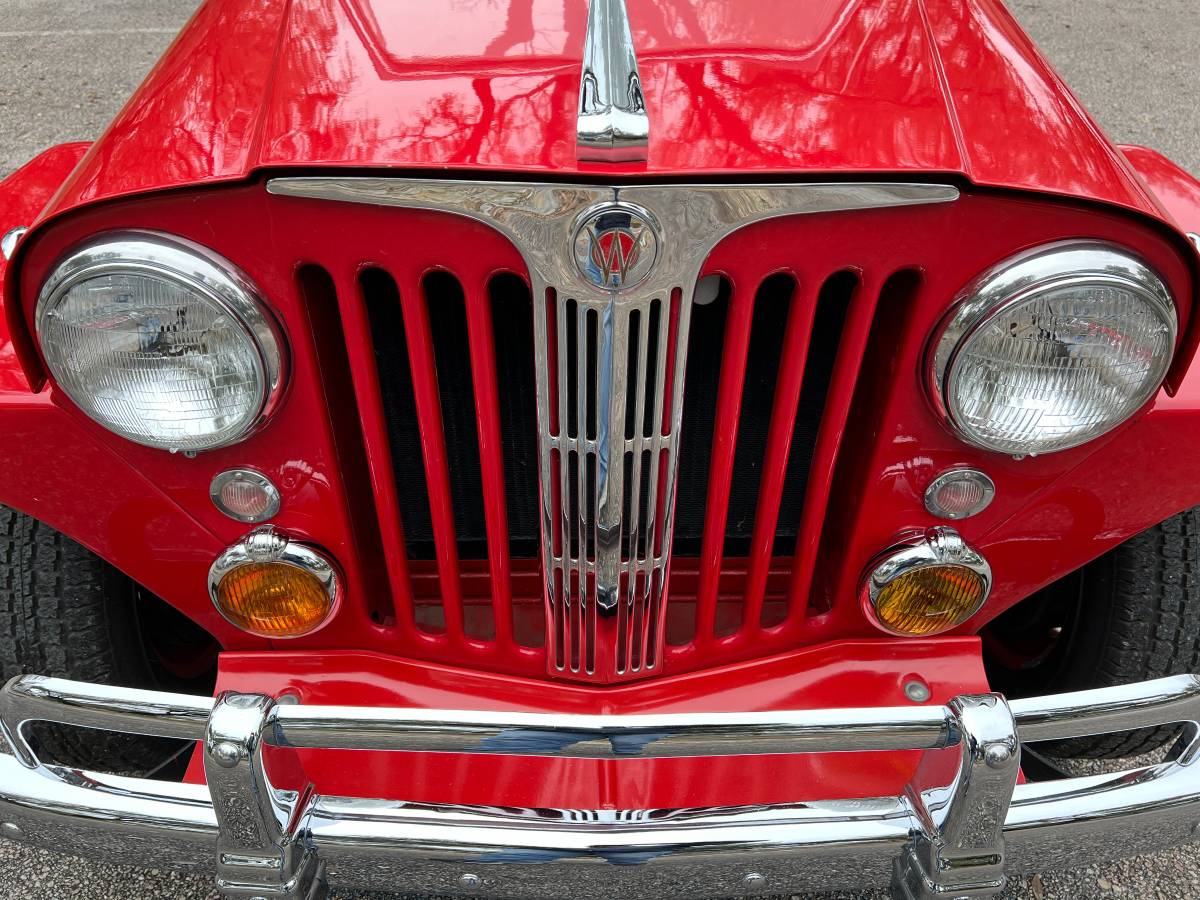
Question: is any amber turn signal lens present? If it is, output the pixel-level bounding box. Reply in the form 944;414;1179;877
214;563;332;638
861;527;991;637
209;527;340;638
873;565;987;636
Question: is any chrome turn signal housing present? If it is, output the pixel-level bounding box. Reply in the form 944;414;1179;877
208;527;340;638
861;528;991;637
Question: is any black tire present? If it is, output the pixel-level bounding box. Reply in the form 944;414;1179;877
0;507;204;774
984;507;1200;759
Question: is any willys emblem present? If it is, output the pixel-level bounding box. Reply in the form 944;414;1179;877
573;204;658;291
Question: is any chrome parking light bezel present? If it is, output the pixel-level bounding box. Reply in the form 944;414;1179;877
923;467;996;520
926;241;1177;455
209;468;282;523
207;526;341;638
35;230;288;451
860;526;992;636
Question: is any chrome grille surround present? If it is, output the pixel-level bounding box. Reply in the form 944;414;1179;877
266;178;960;679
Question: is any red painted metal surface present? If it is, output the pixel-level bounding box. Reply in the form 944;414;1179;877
0;142;90;391
184;638;990;808
463;280;516;647
693;262;757;648
784;271;885;621
398;271;471;645
742;279;818;631
1123;145;1200;236
2;179;1196;684
19;0;1166;229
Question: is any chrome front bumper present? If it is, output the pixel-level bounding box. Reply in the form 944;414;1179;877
0;675;1198;899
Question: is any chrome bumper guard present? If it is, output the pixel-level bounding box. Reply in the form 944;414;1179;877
0;675;1199;899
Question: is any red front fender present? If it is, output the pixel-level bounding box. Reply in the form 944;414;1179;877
0;142;92;392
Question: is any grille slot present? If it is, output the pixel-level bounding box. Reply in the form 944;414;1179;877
362;269;435;560
489;274;541;560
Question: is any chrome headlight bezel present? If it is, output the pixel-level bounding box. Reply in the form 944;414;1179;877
928;241;1177;456
35;231;286;452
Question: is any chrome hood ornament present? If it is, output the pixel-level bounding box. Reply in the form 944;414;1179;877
576;0;649;162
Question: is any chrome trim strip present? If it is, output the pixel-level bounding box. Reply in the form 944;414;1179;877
2;673;1200;898
1;226;27;261
266;177;959;679
0;674;212;768
576;0;649;162
266;702;953;757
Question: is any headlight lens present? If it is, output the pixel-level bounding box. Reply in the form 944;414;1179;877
930;242;1176;455
36;232;284;452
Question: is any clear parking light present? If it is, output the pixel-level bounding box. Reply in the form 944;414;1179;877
210;469;281;523
36;232;285;452
929;242;1176;456
209;526;340;638
924;468;995;520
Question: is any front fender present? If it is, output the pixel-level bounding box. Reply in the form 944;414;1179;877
1121;145;1200;409
1121;145;1200;238
0;142;91;392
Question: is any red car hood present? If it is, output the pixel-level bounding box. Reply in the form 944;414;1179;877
40;0;1162;221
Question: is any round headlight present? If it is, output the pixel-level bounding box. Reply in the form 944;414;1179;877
930;242;1176;455
36;232;285;452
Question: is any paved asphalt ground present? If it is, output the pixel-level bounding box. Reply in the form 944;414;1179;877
1;0;1199;897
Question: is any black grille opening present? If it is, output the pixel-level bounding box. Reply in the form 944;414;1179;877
489;274;540;559
423;271;488;561
624;308;642;441
366;263;861;578
362;267;436;561
724;273;797;557
773;269;859;556
565;299;579;438
672;271;856;560
673;276;733;556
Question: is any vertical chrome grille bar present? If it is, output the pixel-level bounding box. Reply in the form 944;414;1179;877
576;300;588;672
623;301;648;670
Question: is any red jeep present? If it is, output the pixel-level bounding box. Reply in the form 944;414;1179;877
1;1;1199;897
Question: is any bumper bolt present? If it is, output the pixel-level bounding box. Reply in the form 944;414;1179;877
985;743;1014;769
903;679;931;703
459;873;481;890
211;741;242;768
742;872;766;889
